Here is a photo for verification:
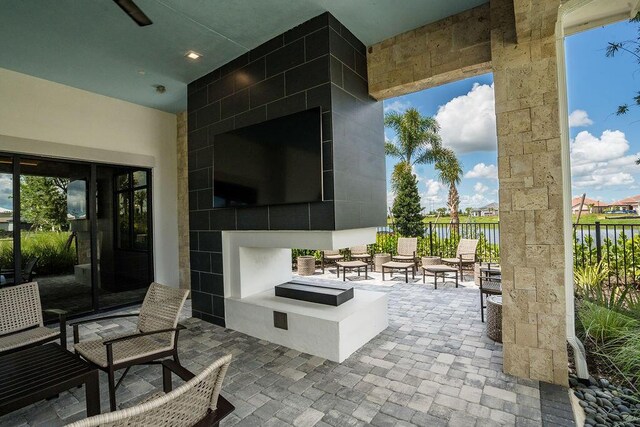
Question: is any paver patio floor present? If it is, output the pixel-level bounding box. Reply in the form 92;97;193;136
0;271;544;426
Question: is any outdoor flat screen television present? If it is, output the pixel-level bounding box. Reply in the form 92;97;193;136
213;107;322;208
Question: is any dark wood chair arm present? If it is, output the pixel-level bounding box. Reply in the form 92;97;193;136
458;253;477;262
103;324;186;345
44;308;68;350
44;308;67;316
162;359;195;382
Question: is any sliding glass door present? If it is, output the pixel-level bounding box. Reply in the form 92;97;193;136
19;158;92;320
0;153;153;320
96;166;151;310
0;157;14;288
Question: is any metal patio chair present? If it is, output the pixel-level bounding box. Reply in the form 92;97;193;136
65;354;234;427
349;245;372;264
321;249;344;273
392;237;418;270
442;238;479;277
0;281;67;356
72;282;189;411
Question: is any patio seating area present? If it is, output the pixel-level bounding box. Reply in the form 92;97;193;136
0;277;544;427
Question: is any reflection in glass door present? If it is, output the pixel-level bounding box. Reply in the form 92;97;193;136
0;153;154;321
97;166;151;309
0;157;14;288
19;159;92;320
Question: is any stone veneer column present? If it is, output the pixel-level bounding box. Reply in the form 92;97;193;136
491;0;568;385
177;111;190;291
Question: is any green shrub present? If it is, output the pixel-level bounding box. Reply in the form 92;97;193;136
0;232;75;276
578;301;637;343
609;330;640;386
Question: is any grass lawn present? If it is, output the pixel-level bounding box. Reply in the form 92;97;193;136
573;213;640;224
386;213;640;226
422;215;499;224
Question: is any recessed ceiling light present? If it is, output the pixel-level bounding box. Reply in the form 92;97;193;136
185;51;202;60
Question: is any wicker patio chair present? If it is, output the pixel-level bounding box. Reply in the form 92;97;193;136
480;273;502;322
65;354;234;427
442;238;479;277
321;249;344;273
349;245;372;264
72;282;189;411
0;281;67;356
392;237;418;269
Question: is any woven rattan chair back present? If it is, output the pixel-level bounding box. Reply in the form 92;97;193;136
396;237;417;256
65;354;232;427
323;249;340;256
456;239;479;261
349;245;368;255
137;282;189;347
0;282;43;336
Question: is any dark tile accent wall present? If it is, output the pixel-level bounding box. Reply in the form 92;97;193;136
187;13;385;326
327;15;386;229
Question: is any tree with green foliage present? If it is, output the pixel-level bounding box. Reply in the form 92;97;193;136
434;148;463;227
606;13;640;117
384;108;444;190
391;171;423;237
20;176;69;231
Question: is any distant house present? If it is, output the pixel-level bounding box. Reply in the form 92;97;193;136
571;196;609;214
471;202;498;217
610;194;640;212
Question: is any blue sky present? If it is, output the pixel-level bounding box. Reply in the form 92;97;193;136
383;18;640;210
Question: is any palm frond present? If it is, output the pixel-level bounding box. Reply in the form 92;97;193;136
385;141;403;159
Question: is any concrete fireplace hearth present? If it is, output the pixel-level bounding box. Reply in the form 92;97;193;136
222;228;388;362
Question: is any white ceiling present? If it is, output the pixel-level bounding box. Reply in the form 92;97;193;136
0;0;487;112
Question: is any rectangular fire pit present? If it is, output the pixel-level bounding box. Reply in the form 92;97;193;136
275;280;354;306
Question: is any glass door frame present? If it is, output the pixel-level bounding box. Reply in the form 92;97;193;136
1;151;154;320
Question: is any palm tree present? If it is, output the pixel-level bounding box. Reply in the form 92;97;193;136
435;148;463;226
384;108;443;190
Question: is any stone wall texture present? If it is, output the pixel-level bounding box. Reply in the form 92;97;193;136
491;0;567;386
367;0;568;385
177;111;190;291
367;4;492;99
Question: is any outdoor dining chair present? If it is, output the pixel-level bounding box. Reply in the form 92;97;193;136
442;238;479;277
65;354;233;427
321;249;344;273
0;281;67;356
72;282;189;411
392;237;418;270
349;245;372;264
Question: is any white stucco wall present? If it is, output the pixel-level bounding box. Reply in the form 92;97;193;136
0;67;179;287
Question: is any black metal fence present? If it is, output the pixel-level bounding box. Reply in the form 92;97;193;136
375;220;640;284
573;221;640;285
376;222;500;262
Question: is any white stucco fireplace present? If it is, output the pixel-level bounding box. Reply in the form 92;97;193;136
222;228;388;362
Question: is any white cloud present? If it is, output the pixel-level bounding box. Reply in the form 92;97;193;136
474;182;489;194
384;100;412;114
460;193;495;209
434;83;497;153
570;130;639;190
424;179;443;196
571;130;629;166
573;172;634;188
465;163;498;180
568;109;593;128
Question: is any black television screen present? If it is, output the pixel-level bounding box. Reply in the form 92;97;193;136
213;108;323;208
